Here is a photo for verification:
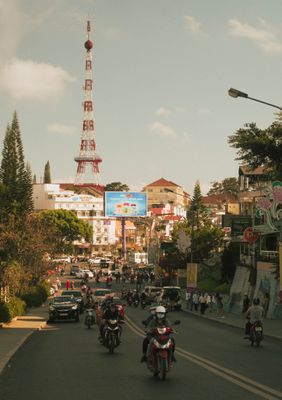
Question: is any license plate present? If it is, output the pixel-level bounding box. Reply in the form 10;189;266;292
60;313;68;316
255;327;262;331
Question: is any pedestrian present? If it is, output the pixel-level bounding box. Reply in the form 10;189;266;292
55;277;61;290
262;293;270;318
199;292;207;315
185;290;191;309
66;279;70;290
70;280;75;290
215;292;224;318
242;293;250;313
192;291;199;312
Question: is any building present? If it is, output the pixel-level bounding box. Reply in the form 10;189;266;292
33;184;117;250
202;193;240;226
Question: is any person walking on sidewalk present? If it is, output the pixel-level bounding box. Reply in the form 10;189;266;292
192;291;199;312
65;279;70;290
185;290;192;309
242;293;250;313
199;292;207;315
215;292;225;318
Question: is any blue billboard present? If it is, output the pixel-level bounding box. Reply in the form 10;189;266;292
104;192;147;217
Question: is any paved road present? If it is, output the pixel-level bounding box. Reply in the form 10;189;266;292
0;296;281;400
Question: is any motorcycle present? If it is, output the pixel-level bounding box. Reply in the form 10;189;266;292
249;321;263;347
84;308;95;329
103;319;122;353
146;321;180;380
133;298;140;308
141;298;147;309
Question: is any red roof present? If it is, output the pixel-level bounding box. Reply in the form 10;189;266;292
144;178;180;188
203;193;238;205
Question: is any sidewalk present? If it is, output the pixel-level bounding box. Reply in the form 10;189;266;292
181;301;282;341
0;304;48;374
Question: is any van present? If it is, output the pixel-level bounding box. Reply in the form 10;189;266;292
142;286;162;303
160;286;182;310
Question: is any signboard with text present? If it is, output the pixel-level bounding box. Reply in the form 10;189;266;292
104;192;147;217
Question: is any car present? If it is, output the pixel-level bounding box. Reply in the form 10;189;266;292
160;286;182;310
93;288;112;304
61;290;84;313
48;295;79;322
75;269;94;279
70;265;80;276
142;286;163;303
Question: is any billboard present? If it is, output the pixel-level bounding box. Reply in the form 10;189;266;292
104;192;147;217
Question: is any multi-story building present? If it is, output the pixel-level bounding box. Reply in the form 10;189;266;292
33;184;117;250
202;193;240;226
142;178;189;210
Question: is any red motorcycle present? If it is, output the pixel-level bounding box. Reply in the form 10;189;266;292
146;321;180;380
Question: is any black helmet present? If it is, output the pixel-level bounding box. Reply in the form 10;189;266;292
253;298;260;305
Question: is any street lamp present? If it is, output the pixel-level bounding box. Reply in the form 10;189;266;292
228;88;282;111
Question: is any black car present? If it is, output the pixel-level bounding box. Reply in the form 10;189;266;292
49;295;79;322
70;265;80;276
61;290;84;313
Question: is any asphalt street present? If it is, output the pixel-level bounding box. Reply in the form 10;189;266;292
0;295;281;400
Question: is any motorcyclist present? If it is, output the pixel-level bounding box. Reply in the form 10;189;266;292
99;303;122;343
244;298;264;337
140;305;176;363
132;290;140;303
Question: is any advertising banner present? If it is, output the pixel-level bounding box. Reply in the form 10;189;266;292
187;263;198;292
104;192;147;217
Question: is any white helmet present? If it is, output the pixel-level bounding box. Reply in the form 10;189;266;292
156;305;166;319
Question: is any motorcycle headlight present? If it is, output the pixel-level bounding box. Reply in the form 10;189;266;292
49;305;55;311
72;305;78;310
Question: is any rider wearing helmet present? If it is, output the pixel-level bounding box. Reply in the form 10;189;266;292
244;298;264;337
99;302;121;342
140;305;176;362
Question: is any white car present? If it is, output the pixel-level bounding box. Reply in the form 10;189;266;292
75;269;94;279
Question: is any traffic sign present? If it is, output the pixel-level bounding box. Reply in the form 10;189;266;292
243;227;259;243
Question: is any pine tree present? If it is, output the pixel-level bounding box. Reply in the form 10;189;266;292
0;112;33;220
43;161;51;183
187;180;209;229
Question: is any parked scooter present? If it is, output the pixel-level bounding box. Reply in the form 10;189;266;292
84;308;95;329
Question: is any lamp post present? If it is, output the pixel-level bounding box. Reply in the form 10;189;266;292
228;88;282;111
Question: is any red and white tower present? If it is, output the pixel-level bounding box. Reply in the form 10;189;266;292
74;20;102;185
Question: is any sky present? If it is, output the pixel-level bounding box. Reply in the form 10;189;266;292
0;0;282;196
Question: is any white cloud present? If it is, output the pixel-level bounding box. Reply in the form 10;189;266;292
184;16;204;36
156;107;171;116
0;58;75;100
148;121;176;138
228;18;282;54
48;124;76;136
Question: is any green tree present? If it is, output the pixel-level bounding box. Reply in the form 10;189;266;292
43;161;51;183
104;182;130;191
228;121;282;181
0;112;33;221
38;209;93;255
207;177;239;196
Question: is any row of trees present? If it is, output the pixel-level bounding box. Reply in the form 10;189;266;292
0;113;92;307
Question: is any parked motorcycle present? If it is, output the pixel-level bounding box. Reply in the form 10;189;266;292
103;319;122;353
146;321;180;380
249;321;263;347
84;308;95;329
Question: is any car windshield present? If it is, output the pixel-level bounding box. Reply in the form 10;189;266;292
61;291;81;297
94;290;111;296
53;296;74;303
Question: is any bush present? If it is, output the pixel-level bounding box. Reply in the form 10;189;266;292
215;282;231;294
0;297;26;323
21;287;43;307
0;301;11;323
197;278;218;292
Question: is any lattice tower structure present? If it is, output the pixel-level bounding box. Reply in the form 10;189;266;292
74;20;102;185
